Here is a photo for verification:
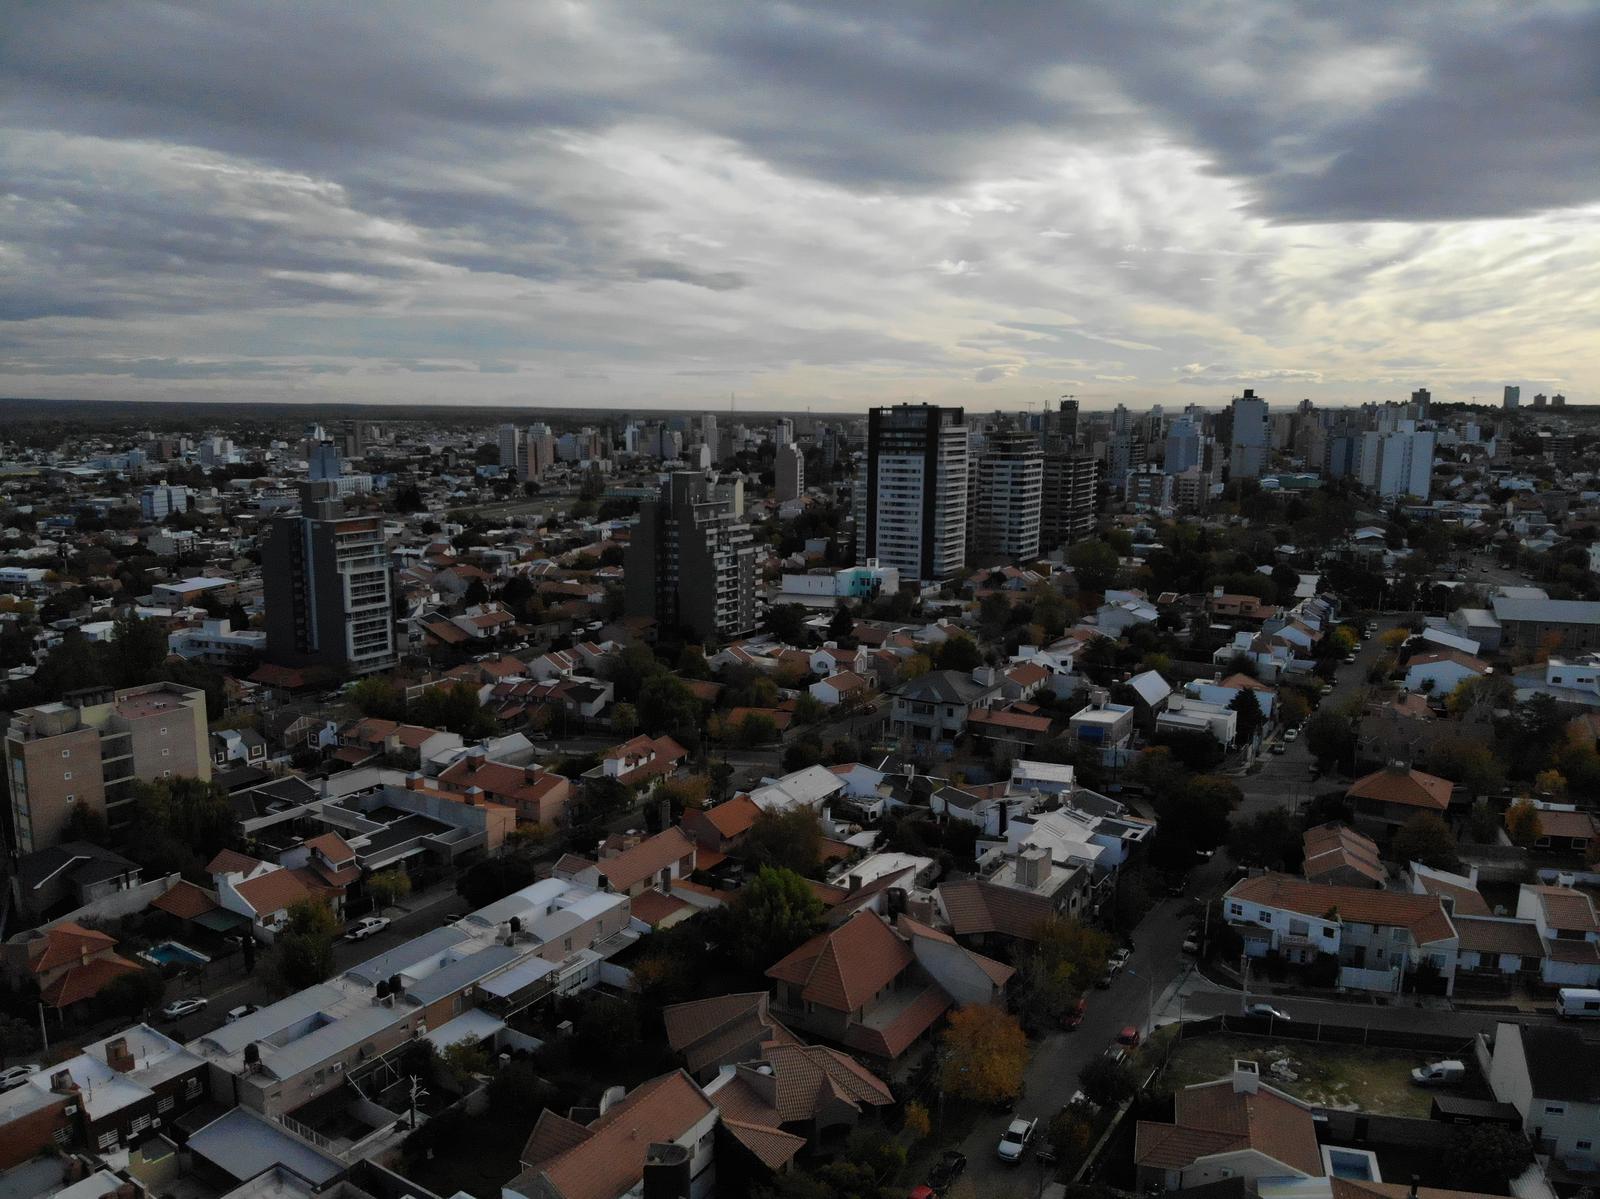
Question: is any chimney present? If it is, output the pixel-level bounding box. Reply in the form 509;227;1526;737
464;785;483;806
848;874;863;893
467;746;486;772
1232;1059;1260;1095
105;1038;135;1074
406;771;425;791
525;766;542;785
49;1069;78;1096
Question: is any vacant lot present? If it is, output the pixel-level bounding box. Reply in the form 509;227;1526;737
1158;1032;1481;1116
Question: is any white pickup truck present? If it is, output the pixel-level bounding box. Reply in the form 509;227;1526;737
997;1116;1038;1163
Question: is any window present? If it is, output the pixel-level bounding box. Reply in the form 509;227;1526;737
62;771;71;781
60;749;70;759
160;727;167;736
1257;910;1272;922
157;1096;175;1113
66;794;74;804
185;1077;202;1098
163;770;170;778
161;748;170;757
1578;1141;1593;1151
1544;1104;1566;1115
51;1128;70;1147
97;1131;119;1151
129;1114;151;1135
1229;903;1244;917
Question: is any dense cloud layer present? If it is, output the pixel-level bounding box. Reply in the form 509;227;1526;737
3;2;1596;407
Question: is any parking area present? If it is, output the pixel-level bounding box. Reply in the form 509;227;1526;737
1154;1031;1486;1116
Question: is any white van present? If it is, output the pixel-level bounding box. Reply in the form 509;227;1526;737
1556;988;1600;1019
1410;1060;1465;1086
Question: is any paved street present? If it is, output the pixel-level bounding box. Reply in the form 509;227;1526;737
951;853;1232;1192
1233;615;1403;819
1178;990;1557;1040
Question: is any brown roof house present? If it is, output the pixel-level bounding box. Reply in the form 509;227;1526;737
1135;1059;1323;1194
1346;764;1454;832
2;922;143;1013
508;1069;718;1199
681;795;763;856
1224;873;1459;996
438;749;573;827
1515;883;1600;988
559;827;697;899
586;734;688;792
1302;823;1385;888
208;850;337;940
764;910;1011;1060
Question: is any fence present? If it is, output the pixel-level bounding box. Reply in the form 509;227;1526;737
1339;964;1400;993
1173;1013;1475;1056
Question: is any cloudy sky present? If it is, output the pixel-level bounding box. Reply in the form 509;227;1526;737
3;2;1597;412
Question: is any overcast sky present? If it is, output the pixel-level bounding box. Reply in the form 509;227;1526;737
3;2;1597;412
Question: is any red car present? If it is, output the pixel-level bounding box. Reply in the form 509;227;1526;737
1063;997;1088;1029
1117;1025;1140;1048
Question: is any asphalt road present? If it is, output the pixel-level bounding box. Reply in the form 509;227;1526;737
1178;991;1557;1040
1233;615;1404;820
951;853;1233;1192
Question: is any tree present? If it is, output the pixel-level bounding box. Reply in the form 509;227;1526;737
442;1039;491;1082
1446;1125;1534;1191
350;676;406;720
1048;1107;1096;1172
99;967;166;1020
367;868;412;914
456;852;542;909
827;603;855;644
744;807;824;876
1506;798;1543;847
1077;1055;1137;1109
1228;808;1305;871
275;900;338;989
638;674;702;745
1534;768;1567;798
793;693;828;724
1068;539;1120;593
1392;813;1459;870
610;702;638;738
940;1005;1028;1105
1304;709;1356;766
902;1100;931;1141
128;776;238;878
724;866;825;969
1228;689;1265;744
897;653;932;683
765;603;810;645
1427;736;1506;799
933;635;981;673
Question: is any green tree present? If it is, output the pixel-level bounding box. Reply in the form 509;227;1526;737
610;702;638;738
366;868;412;914
738;712;779;747
275;899;338;990
128;776;237;878
99;967;166;1020
442;1039;491;1081
1304;708;1356;766
350;676;407;720
793;693;828;724
1228;689;1265;743
764;603;810;645
1068;538;1120;593
105;616;170;687
1446;1125;1534;1191
1427;736;1506;799
725;866;825;969
744;807;824;876
638;674;702;745
1228;809;1305;871
1078;1055;1137;1108
933;635;982;673
1391;813;1459;870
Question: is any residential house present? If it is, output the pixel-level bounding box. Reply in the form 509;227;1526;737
1135;1060;1324;1194
809;671;873;709
1515;884;1600;987
1490;596;1600;655
663;992;798;1081
746;764;846;814
1402;649;1490;696
1069;689;1136;749
889;668;1003;744
1206;590;1281;622
1346;764;1454;833
1301;823;1385;888
588;734;688;793
1125;669;1172;730
1156;695;1238;746
765;910;1010;1060
1482;1021;1600;1174
1;922;143;1014
7;842;143;927
1406;862;1490;918
681;795;763;856
207;849;338;940
1522;803;1600;854
563;826;697;898
1453;916;1546;982
507;1070;718;1199
1223;873;1459;995
437;751;572;827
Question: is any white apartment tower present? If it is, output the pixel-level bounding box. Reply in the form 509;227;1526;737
1228;389;1269;479
861;404;969;581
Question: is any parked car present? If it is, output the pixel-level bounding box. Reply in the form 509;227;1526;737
161;997;207;1021
1116;1025;1141;1048
1246;1003;1291;1021
927;1149;967;1190
225;1004;259;1024
1270;741;1287;754
1410;1060;1466;1086
1103;1044;1129;1066
344;916;391;942
1283;727;1298;742
1063;997;1088;1029
997;1116;1037;1163
1182;935;1200;955
0;1065;40;1093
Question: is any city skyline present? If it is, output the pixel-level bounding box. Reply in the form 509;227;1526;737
3;3;1597;410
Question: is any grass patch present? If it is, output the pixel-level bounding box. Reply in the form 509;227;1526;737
1160;1032;1477;1116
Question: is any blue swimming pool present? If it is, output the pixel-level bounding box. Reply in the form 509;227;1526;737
141;940;211;968
1326;1149;1378;1181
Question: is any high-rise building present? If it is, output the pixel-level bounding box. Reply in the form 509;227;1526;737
975;429;1043;562
701;414;720;463
4;682;210;852
1552;393;1566;408
1163;416;1201;474
1504;385;1520;409
1533;393;1548;409
1172;468;1212;512
140;485;188;522
308;441;342;481
774;418;794;448
1046;398;1080;450
625;472;757;642
1362;429;1437;499
860;404;969;581
1040;451;1099;549
1228;389;1269;479
262;490;396;676
1410;388;1431;420
775;443;805;502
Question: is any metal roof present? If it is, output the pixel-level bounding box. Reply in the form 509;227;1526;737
405;944;522;1006
344;925;470;986
199;983;344;1058
1491;597;1600;625
187;1107;343;1187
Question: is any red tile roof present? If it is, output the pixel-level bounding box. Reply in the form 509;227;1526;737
205;849;262;876
596;827;696;893
150;880;220;920
1302;823;1385;885
234;867;314;916
937;880;1055;941
1228;873;1456;945
31;923;116;974
1346;765;1452;812
40;953;143;1008
766;911;913;1013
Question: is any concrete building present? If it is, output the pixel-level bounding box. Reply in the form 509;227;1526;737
1163;415;1201;474
139;485;188;522
167;618;268;667
261;493;397;676
624;472;757;642
1362;428;1436;499
1490;596;1600;655
1482;1022;1600;1173
4;682;211;851
307;441;342;481
1504;385;1520;409
774;442;804;502
860;404;969;581
498;423;527;480
1228;389;1269;480
1040;450;1099;549
975;428;1043;562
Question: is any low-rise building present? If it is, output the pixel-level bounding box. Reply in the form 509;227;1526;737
889;668;1002;744
1301;823;1384;888
1481;1021;1600;1174
1515;883;1600;987
1346;764;1453;833
1401;648;1490;696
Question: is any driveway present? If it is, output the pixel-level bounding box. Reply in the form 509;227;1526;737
1234;615;1405;820
950;853;1233;1191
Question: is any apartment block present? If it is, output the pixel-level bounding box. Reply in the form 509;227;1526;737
4;682;210;852
624;471;758;642
975;428;1043;562
860;404;969;581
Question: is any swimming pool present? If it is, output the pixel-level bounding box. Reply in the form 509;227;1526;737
1324;1148;1380;1181
140;940;212;968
